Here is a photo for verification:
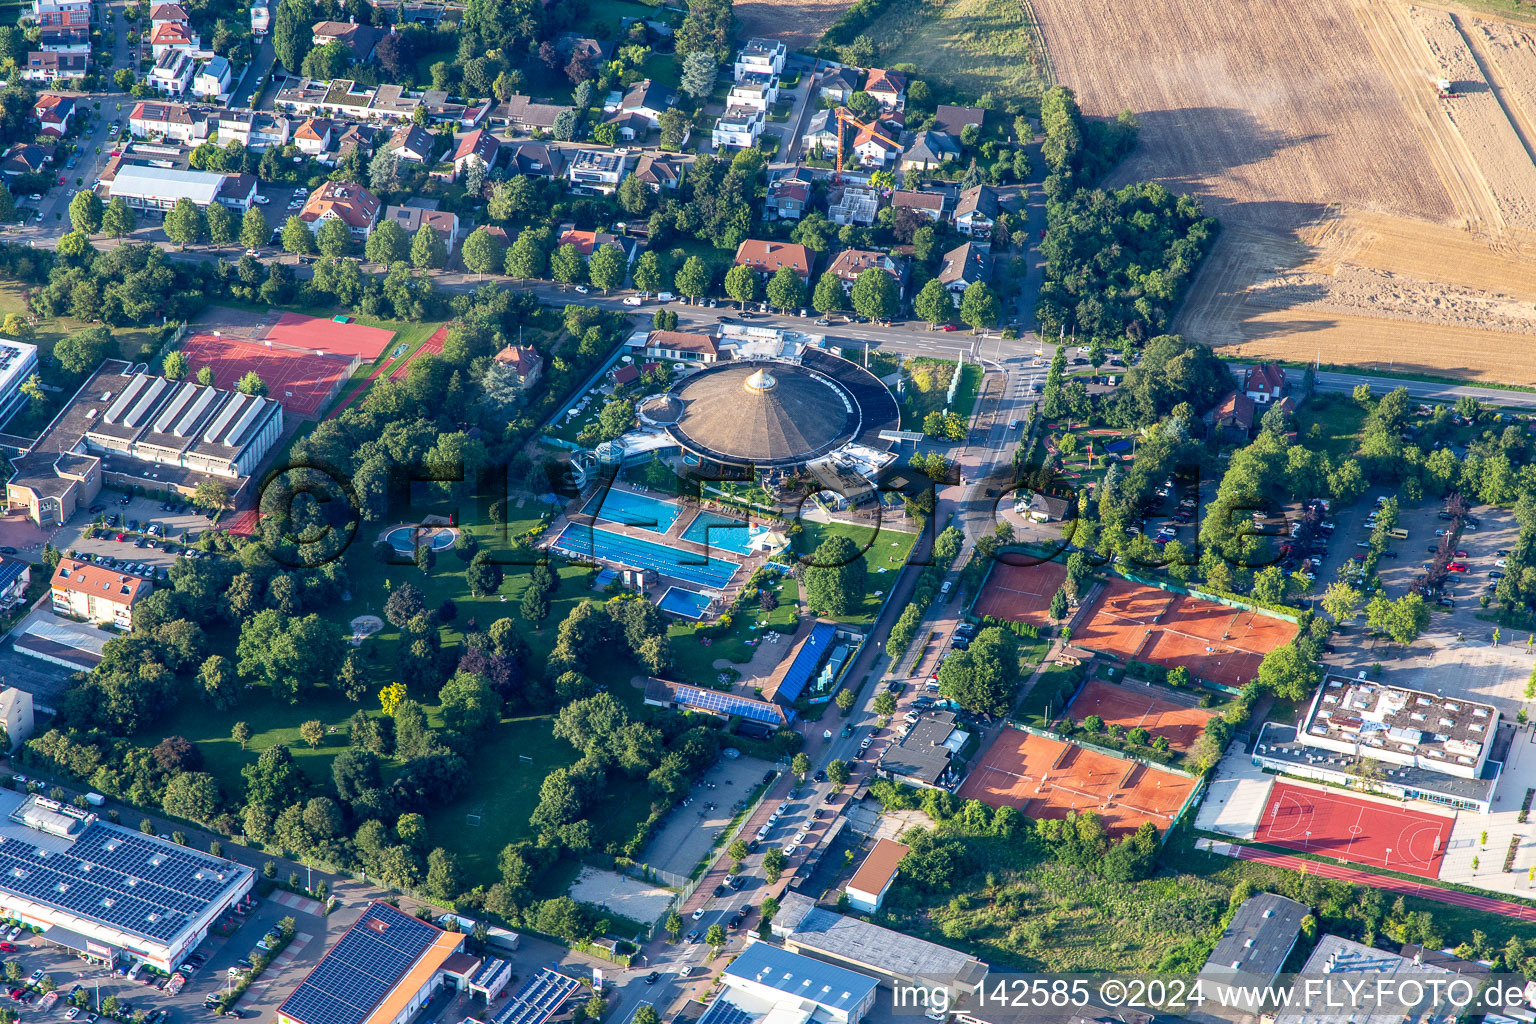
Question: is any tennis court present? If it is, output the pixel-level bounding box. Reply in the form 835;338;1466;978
1253;780;1454;879
957;725;1195;835
266;311;395;360
972;559;1069;628
1075;579;1297;688
1066;678;1216;752
178;333;354;416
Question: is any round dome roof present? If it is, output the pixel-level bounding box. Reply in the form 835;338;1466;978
666;362;858;465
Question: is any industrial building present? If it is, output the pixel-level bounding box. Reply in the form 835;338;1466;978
1297;675;1500;780
107;164;257;213
0;789;254;971
1200;893;1307;984
1275;935;1458;1024
844;839;908;914
699;941;880;1024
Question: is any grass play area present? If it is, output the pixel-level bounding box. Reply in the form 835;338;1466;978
899;357;983;428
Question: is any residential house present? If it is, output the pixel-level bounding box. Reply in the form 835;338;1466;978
492;344;543;389
385;124;434;163
934;104;985;136
192;55;232;99
450;129;498;180
250;2;269;34
734;239;812;282
828;184;878;226
826;248;908;298
108;165;257;212
954;184;1000;240
501;141;563;178
632;153;683;192
0;687;32;752
273;77;422;122
554;33;613;66
0;144;47;177
149;49;194;95
863;68;907;110
421;91;492;130
149;21;200;59
733;37;786;80
890;188;948;222
293;117;335;157
491;95;572;133
727;72;777;112
148;3;189;27
565;148;630;194
1205;391;1256;443
635;330;719;363
382;203;459;251
333;122;376;160
32;94;73;136
216;110;290;149
1243;362;1287;404
311;19;383;61
1027;493;1071;523
51;558;150;630
22;51;87;83
603;109;653;143
851;121;901;168
556;225;633;262
845;839;908;914
818;66;859;103
712;106;764;150
937;241;992;302
129;101;210;143
900;129;959;172
766;177;810;220
300;180;380;238
801;108;841;155
31;0;89;28
38;25;89;52
617;80;676;130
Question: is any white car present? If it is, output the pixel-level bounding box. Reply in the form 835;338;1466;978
691;907;705;921
794;831;808;844
574;285;590;294
1497;559;1508;568
622;296;643;306
254;194;270;204
27;194;40;201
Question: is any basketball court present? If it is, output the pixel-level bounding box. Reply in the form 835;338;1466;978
179;334;354;417
972;559;1069;628
1075;579;1297;688
1252;780;1454;879
1066;678;1216;752
957;726;1196;835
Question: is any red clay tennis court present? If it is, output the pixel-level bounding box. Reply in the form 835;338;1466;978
179;334;354;417
972;559;1068;627
1253;780;1454;879
1066;678;1216;752
957;726;1195;834
265;312;395;360
1075;579;1297;688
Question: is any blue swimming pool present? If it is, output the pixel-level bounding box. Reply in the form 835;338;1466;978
582;488;682;533
385;526;457;553
555;525;739;588
680;511;768;556
657;587;713;619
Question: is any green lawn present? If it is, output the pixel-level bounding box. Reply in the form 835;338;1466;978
899;356;964;428
1292;393;1367;461
791;520;917;625
864;0;1052;103
951;362;984;418
0;280;160;364
668;576;801;683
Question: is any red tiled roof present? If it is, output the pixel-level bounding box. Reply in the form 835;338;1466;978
733;239;811;279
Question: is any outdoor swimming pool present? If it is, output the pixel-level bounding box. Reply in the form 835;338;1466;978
656;587;713;619
680;511;768;555
582;488;682;533
385;525;458;554
554;525;739;588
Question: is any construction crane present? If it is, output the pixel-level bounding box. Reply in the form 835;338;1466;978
833;107;897;182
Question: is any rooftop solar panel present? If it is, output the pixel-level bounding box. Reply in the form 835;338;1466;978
277;903;447;1024
775;622;836;703
490;970;579;1024
675;686;790;724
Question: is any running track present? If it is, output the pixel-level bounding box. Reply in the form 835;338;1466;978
1234;846;1536;922
325;356;397;420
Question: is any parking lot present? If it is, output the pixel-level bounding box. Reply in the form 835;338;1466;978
640;754;779;881
54;492;218;572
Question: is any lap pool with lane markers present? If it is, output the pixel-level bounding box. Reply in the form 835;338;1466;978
581;488;682;533
554;525;740;587
679;510;769;555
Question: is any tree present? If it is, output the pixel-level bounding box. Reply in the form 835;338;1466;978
162;350;189;380
521;584;550;624
1321;582;1363;622
589;243;628;293
762;847;787;883
680;51;718;100
791;752;811;779
914;278;951;327
102;196;137;239
665;910;683;940
937;627;1018;715
812;271;845;315
297;719;325;749
365;217;409;265
550;243;585;285
724;264;757;309
675;255;710;301
766;266;806;312
411;225;447;270
873;691;897;717
461;226;502;275
438;670;502;732
959;281;1000;332
68;189;102;235
316;216;351;257
659;108;691;150
633;250;663;295
552;109;577;141
1049;587;1069;622
163;197;206;248
850;267;898;321
206;202;236;247
827;759;850;787
232;721;252;749
239;207;268;250
369;148;400;193
835;687;855;712
162;772;220;823
272;0;312;72
54;326;114;376
803;534;867;617
281;215;316;255
704;923;726;953
236;370;267;396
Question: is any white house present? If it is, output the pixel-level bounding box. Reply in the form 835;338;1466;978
293;116;334;157
732;37;785;81
192;55;231;99
711;106;764;150
149;50;194;96
727;72;778;112
250;1;269;34
845;839;907;913
565;148;630;194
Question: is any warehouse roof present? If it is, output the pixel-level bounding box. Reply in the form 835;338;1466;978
109;164;224;205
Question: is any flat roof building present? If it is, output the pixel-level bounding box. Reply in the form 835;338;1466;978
0;789;253;971
845;838;908;914
877;711;962;790
108;164;257;212
0;338;38;426
1275;934;1457;1024
1200;893;1307;985
702;940;879;1024
1300;674;1499;780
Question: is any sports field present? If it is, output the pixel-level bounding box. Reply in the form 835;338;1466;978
179;334;354;417
268;311;395;360
390;325;448;381
957;726;1195;835
1075;579;1297;688
1253;780;1455;880
1066;678;1216;752
972;559;1068;628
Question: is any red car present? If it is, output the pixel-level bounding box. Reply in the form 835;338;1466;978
1448;562;1469;572
940;324;960;331
0;943;14;953
115;532;125;541
56;175;65;185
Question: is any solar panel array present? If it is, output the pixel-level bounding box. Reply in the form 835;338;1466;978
277;903;443;1024
0;821;248;943
0;559;27;592
775;622;836;703
675;685;789;725
697;998;757;1024
489;969;579;1024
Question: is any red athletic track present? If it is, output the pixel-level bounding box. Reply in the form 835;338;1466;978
325;356;397;420
390;326;448;381
1253;780;1452;879
1234;846;1536;922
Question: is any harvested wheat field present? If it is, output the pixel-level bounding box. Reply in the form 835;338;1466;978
733;0;853;49
1032;0;1536;382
